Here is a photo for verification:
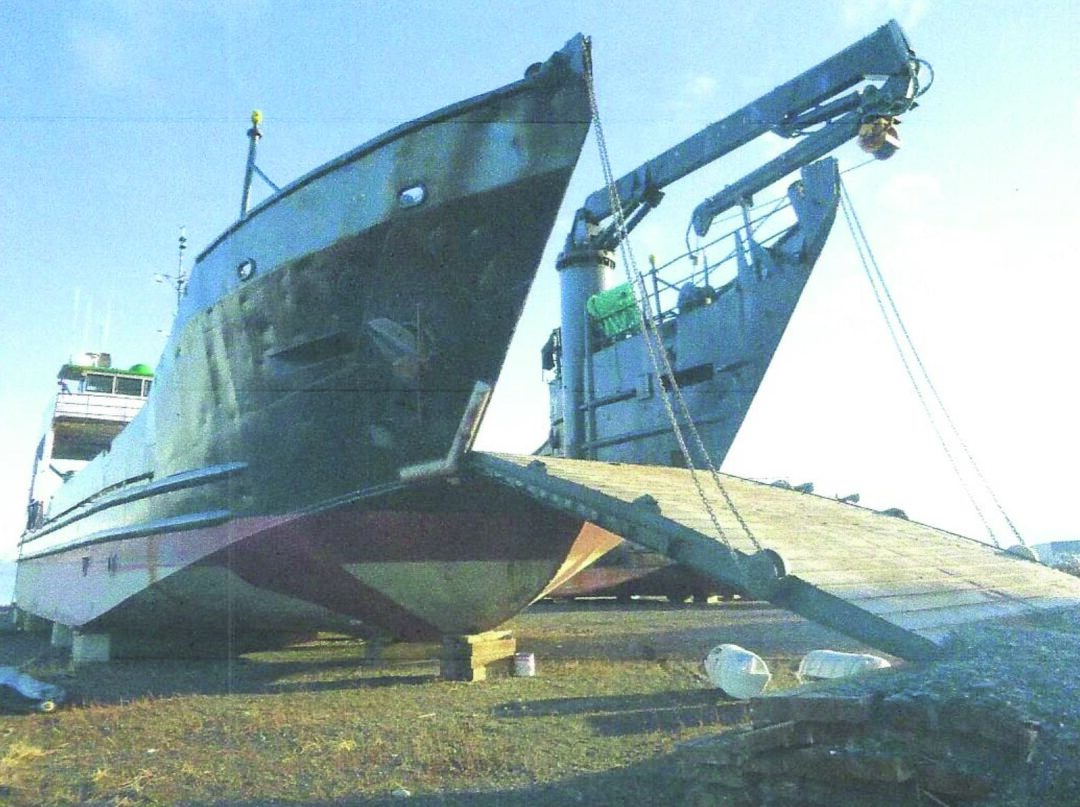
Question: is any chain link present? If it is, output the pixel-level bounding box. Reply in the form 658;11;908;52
581;45;763;562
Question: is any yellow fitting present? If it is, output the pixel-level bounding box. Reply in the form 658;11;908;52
858;117;901;160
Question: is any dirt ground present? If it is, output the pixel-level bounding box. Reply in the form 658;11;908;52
0;598;879;687
6;600;1076;805
515;598;878;660
1;599;875;806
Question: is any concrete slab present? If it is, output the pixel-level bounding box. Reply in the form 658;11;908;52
50;622;73;649
72;632;111;664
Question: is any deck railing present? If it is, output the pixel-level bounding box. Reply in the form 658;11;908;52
53;392;146;424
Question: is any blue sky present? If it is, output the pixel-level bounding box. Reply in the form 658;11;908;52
1;0;1078;569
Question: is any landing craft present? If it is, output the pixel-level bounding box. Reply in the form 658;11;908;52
17;37;600;655
17;23;928;657
542;21;927;599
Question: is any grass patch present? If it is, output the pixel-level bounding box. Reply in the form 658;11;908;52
0;602;852;805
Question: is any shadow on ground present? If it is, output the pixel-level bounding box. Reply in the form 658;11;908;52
175;758;683;807
3;600;874;708
493;687;748;736
2;632;440;705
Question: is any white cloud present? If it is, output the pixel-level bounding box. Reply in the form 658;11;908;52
661;72;720;118
875;171;941;206
66;2;166;94
69;25;133;91
686;73;718;100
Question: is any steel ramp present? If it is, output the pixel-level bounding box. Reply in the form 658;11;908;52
467;452;1080;661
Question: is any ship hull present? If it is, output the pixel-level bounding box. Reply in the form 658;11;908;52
17;37;600;647
16;480;618;649
549;159;842;467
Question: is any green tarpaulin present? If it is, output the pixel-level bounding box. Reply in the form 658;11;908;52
586;283;639;340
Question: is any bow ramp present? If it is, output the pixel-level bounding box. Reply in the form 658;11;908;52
467;452;1080;661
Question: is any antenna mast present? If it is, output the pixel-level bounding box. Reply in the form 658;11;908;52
154;226;188;310
174;227;187;308
239;110;281;220
240;110;262;219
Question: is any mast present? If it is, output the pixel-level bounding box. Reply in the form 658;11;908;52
240;110;263;219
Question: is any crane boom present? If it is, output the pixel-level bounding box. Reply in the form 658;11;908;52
571;19;923;248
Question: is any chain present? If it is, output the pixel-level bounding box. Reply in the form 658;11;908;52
581;44;763;560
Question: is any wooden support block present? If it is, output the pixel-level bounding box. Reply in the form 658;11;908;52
751;693;873;727
678;721;815;766
749;695;793;727
72;632;111;664
745;747;914;784
790;693;874;724
915;762;995;798
440;630;516;682
761;777;920;807
439;659;490;682
939;698;1040;752
877;693;939;733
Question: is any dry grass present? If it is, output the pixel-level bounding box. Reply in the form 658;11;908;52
0;600;865;805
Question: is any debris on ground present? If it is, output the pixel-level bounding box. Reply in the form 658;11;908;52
703;644;772;699
0;667;65;714
674;608;1080;806
796;649;891;682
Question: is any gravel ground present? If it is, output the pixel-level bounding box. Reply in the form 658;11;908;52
811;607;1080;806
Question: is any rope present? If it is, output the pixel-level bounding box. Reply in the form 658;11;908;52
581;44;763;561
838;179;1026;547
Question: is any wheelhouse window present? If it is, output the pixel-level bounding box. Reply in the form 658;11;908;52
115;376;144;396
84;373;114;394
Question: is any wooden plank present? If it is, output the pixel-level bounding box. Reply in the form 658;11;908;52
819;579;985;599
831;581;1065;609
845;587;1014;617
888;593;1080;633
786;552;1012;573
894;601;1036;632
470;453;1080;660
798;564;1043;588
827;568;1053;591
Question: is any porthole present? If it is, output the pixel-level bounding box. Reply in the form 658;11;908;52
398;184;426;209
238;259;256;281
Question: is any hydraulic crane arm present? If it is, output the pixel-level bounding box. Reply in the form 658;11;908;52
570;19;925;249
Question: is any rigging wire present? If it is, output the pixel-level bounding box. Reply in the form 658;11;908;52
683;195;790;270
682;156;880;267
582;44;763;566
838;179;1026;547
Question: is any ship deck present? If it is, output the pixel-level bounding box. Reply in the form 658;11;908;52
468;452;1080;660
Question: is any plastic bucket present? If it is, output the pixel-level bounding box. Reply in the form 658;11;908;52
703;644;771;699
513;652;536;677
797;649;891;681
